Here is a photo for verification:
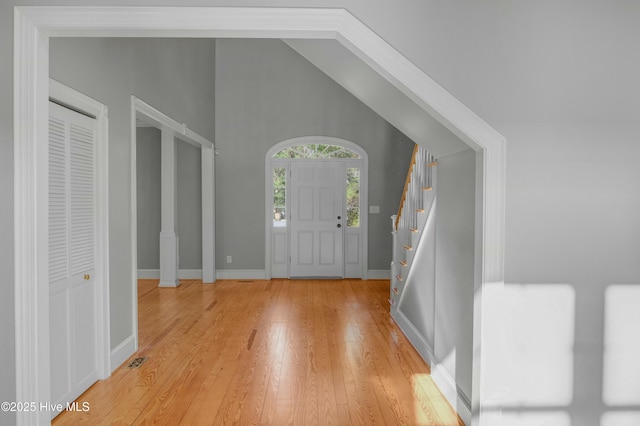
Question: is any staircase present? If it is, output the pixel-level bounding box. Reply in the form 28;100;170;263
390;144;437;309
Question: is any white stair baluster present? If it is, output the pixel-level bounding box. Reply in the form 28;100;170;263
391;144;437;311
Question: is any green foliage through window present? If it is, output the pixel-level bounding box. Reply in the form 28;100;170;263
347;168;360;227
274;144;360;159
273;167;286;226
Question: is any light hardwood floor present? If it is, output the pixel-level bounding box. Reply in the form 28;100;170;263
53;279;463;425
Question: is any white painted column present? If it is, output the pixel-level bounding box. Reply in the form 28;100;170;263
159;129;180;287
201;147;216;283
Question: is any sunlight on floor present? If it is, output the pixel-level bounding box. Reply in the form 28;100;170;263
411;373;460;426
412;374;436;425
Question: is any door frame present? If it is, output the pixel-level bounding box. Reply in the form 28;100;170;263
266;136;368;279
48;80;111;384
14;7;505;426
130;96;216;354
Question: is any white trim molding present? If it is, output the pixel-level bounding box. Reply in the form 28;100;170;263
130;95;216;349
14;7;505;426
133;96;214;149
137;269;203;280
367;270;391;280
137;269;160;279
216;270;268;280
109;334;136;373
432;363;473;425
265;136;369;281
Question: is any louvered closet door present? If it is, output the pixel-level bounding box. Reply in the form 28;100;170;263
49;102;99;417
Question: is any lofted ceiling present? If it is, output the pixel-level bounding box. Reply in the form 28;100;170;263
284;38;469;158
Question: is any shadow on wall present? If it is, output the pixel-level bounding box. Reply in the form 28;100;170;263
469;282;640;426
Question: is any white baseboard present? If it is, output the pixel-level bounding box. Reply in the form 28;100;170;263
431;363;472;425
137;269;203;279
178;269;203;279
137;269;159;279
391;309;471;425
139;269;386;281
367;269;391;280
391;308;436;365
216;269;267;280
110;334;136;372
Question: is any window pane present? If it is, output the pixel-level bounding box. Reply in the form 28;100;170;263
273;167;286;227
273;143;360;159
347;168;360;227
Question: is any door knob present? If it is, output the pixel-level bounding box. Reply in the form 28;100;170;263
84;274;91;280
337;224;342;228
337;215;341;220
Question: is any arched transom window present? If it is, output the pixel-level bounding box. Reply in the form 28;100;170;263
273;143;361;159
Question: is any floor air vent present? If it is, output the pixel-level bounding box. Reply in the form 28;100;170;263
127;357;147;368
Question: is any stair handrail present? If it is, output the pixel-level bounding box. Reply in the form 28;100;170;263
395;144;419;230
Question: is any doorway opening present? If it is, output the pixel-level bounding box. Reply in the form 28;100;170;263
266;137;368;279
14;8;505;425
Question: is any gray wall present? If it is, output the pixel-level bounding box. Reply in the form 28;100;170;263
176;141;202;269
132;38;413;273
215;38;414;271
49;38;216;353
136;127;161;269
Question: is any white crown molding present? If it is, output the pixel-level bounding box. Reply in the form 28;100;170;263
14;7;505;426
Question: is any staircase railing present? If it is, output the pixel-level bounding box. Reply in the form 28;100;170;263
396;144;418;230
395;145;435;231
390;144;436;308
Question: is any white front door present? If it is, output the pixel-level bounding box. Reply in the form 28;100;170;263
290;160;345;277
49;102;99;417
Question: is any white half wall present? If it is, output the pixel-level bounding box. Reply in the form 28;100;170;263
433;148;476;417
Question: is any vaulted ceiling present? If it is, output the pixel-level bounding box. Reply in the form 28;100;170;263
286;39;469;157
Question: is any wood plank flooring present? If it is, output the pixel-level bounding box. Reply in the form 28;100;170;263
53;279;464;425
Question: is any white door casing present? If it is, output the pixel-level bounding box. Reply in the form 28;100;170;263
290;160;345;278
48;102;100;418
266;137;368;280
